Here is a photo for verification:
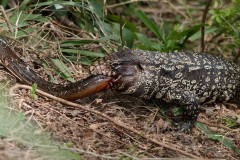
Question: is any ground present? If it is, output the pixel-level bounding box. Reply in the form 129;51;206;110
0;67;239;159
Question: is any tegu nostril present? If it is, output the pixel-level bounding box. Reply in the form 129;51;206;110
89;66;95;72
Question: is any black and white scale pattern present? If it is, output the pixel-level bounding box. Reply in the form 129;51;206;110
91;49;240;130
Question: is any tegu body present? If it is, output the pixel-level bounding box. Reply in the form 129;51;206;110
90;49;240;131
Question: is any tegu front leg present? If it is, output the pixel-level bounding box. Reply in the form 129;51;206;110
164;89;201;132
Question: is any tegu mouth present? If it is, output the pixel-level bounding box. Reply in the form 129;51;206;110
89;62;122;85
89;60;142;87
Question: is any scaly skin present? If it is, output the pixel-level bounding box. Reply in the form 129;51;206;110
90;49;240;131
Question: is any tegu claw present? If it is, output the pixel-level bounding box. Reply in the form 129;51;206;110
178;121;194;134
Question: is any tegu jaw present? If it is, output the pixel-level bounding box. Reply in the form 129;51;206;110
89;58;117;77
89;49;139;77
89;49;143;91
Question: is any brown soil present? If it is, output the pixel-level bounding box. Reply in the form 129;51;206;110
2;67;239;159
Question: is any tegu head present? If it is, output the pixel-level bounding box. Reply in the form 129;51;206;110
90;49;144;93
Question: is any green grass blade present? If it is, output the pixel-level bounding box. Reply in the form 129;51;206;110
112;24;134;48
135;10;164;42
196;122;240;155
19;0;32;10
135;33;163;50
51;58;75;82
65;56;92;66
60;39;99;47
27;1;88;11
166;24;206;43
99;34;118;42
135;33;153;47
88;0;103;18
190;26;218;41
180;24;207;43
61;49;105;57
122;27;134;48
106;15;138;32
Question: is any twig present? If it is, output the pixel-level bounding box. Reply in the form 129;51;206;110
113;126;147;150
162;0;191;21
10;84;201;159
201;0;212;52
105;0;158;9
0;6;14;32
3;35;48;55
50;19;85;34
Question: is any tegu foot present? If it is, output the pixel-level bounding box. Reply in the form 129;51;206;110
166;90;201;133
174;120;195;133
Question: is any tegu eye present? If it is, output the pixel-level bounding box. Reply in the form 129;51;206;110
137;63;144;71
